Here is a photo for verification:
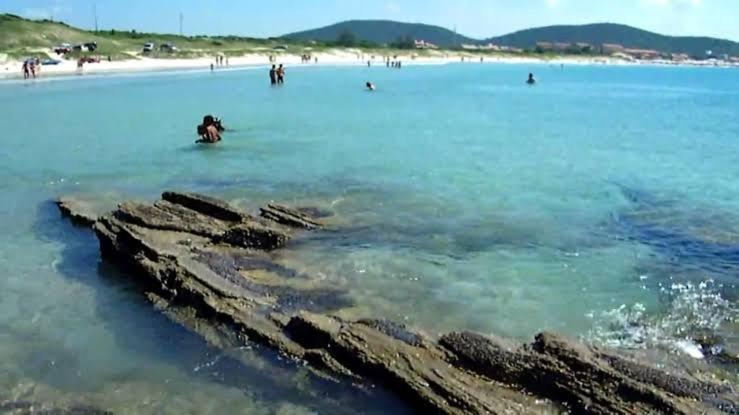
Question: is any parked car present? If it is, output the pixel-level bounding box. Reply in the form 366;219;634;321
53;43;72;54
84;42;98;52
272;45;288;51
159;42;178;53
82;56;101;63
143;42;155;53
41;58;62;65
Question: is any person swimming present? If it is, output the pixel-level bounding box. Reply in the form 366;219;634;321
366;82;375;91
527;73;536;85
197;115;223;143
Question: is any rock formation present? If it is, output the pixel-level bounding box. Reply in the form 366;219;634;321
57;191;737;414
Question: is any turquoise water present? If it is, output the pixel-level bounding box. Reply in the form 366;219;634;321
1;63;738;412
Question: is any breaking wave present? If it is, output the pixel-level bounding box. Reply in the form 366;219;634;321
586;280;736;359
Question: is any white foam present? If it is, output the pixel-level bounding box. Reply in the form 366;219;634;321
586;280;736;359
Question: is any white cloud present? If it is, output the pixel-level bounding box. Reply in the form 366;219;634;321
385;1;401;14
641;0;703;7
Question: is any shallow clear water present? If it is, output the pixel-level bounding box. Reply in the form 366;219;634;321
1;63;738;411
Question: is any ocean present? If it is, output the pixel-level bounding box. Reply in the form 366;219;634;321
0;62;737;413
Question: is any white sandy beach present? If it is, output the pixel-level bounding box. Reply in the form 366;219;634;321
0;48;638;80
1;48;734;81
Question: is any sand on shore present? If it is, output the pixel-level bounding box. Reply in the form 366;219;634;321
1;48;734;80
0;48;634;80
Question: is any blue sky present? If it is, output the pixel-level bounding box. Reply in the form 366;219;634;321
4;0;738;41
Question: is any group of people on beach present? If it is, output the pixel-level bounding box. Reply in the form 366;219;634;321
269;64;286;85
210;56;229;71
22;58;40;79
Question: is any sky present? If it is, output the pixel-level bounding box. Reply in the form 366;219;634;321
4;0;739;41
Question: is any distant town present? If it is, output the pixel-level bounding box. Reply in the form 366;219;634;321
414;39;739;64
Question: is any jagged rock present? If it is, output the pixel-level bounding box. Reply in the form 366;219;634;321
219;223;290;250
295;206;333;219
285;313;552;414
162;191;250;222
56;197;100;227
0;400;112;415
260;204;324;230
57;191;738;415
439;331;734;414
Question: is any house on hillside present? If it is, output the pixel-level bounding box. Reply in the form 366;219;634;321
414;40;438;49
623;48;660;60
602;43;625;55
500;46;523;53
536;42;577;53
670;53;689;62
462;43;502;51
536;42;553;51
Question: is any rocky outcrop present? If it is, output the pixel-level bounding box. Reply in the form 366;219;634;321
260;204;324;230
56;197;101;227
0;400;111;414
57;191;737;415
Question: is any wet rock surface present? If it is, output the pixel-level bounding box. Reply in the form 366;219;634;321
55;198;100;227
57;191;738;414
260;204;325;230
0;400;112;415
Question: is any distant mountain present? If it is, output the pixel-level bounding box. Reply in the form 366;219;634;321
486;23;739;57
284;20;739;57
282;20;475;47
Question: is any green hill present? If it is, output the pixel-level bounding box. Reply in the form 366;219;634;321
283;20;475;47
487;23;739;57
0;13;290;61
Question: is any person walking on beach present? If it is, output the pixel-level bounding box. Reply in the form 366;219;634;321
22;60;29;79
269;65;277;85
277;64;285;84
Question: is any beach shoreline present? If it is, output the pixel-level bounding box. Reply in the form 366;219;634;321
4;49;734;82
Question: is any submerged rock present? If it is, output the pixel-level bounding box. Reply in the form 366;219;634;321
55;197;101;227
0;400;112;415
57;191;737;414
260;204;325;230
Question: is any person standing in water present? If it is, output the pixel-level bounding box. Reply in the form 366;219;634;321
277;64;285;84
366;82;375;91
527;73;536;85
269;65;277;85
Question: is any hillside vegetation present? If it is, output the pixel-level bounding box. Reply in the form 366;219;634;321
283;20;476;47
487;23;739;57
3;14;738;62
283;19;739;57
0;14;308;61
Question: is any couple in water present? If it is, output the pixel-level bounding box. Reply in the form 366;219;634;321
197;115;225;143
270;64;285;85
22;58;39;79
